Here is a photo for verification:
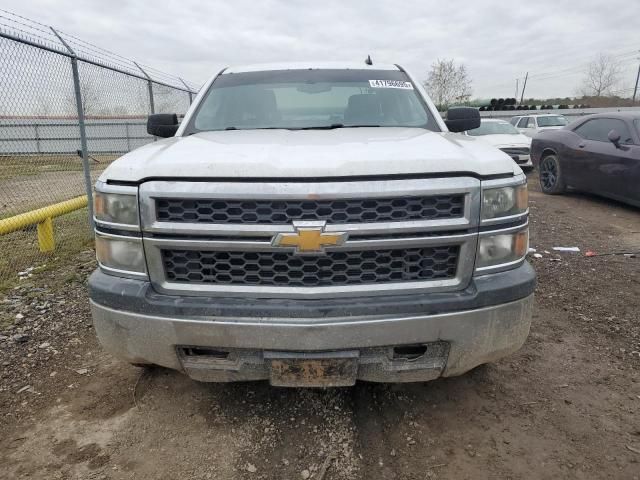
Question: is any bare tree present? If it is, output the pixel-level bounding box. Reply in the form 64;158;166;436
423;59;472;110
134;88;152;116
579;53;621;97
153;84;183;114
36;94;53;116
66;77;101;117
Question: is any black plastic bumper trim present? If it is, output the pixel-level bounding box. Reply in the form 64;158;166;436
89;262;536;319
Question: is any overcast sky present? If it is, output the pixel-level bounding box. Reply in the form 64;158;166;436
2;0;639;99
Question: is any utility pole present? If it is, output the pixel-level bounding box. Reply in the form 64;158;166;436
515;78;519;100
519;72;528;105
633;56;640;104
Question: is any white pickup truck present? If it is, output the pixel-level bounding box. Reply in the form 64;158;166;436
89;62;534;387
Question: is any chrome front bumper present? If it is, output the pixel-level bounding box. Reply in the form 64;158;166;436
90;293;534;383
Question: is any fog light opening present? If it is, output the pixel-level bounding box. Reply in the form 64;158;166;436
392;345;428;361
180;347;230;359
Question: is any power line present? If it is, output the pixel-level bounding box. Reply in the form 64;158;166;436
527;56;637;82
476;48;640;98
522;49;640;80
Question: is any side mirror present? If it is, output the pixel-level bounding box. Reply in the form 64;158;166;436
608;129;621;148
445;107;481;133
147;113;179;138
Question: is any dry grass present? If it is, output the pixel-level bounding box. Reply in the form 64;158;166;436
0;155;83;178
0;207;94;292
0;154;110;290
0;154;116;179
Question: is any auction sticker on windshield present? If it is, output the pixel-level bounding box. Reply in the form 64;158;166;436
369;80;414;89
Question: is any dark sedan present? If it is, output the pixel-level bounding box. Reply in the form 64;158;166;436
531;112;640;207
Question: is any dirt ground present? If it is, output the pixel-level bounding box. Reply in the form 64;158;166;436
1;172;639;480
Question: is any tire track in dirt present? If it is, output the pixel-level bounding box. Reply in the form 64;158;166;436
214;384;361;479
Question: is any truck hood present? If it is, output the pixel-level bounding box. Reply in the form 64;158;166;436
474;134;532;149
99;127;517;182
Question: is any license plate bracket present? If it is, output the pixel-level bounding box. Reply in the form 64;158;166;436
264;350;359;387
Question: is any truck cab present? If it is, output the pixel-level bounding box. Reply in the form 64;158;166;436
89;62;535;387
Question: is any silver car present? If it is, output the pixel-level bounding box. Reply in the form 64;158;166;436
511;114;569;138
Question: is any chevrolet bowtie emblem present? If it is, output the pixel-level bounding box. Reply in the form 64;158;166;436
272;221;348;254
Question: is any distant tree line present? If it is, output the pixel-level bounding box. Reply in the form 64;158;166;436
424;52;636;111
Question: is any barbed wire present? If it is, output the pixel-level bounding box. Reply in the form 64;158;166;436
0;8;196;91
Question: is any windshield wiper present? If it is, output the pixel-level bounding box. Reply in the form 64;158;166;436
224;126;289;131
223;124;383;131
299;123;382;130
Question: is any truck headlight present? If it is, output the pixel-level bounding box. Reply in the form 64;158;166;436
94;191;139;226
476;229;528;271
481;183;528;220
95;233;146;276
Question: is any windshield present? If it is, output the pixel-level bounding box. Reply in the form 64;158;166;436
187;69;436;132
467;121;520;136
537;115;568;127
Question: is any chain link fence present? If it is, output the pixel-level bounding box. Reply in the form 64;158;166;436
0;10;198;289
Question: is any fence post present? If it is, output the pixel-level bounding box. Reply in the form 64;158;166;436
50;27;94;230
125;122;131;152
34;123;41;154
179;77;193;104
135;62;155;114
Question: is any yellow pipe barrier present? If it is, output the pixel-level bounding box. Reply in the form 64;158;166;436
0;195;88;252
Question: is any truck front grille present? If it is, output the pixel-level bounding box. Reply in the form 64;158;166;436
161;246;459;287
155;195;464;225
140;179;479;298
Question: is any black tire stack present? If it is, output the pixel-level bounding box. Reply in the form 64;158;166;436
479;99;590;112
484;98;517;111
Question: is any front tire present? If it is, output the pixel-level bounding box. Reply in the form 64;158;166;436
539;153;566;194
